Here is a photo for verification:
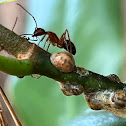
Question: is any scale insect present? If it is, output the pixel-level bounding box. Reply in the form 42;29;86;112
17;3;76;55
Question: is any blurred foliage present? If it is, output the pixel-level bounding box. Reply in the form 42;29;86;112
0;0;17;4
65;109;126;126
12;0;126;126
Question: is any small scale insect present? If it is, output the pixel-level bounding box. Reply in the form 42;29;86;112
50;51;75;73
107;74;121;83
17;3;76;55
57;81;84;96
112;91;126;109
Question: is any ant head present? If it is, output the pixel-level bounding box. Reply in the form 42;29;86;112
63;40;76;55
32;28;47;37
16;4;47;37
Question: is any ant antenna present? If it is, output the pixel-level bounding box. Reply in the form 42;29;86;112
12;17;18;31
16;3;38;29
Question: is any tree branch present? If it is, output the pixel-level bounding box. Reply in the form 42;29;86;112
0;55;33;77
0;24;126;118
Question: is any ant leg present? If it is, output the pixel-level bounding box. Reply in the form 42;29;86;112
60;31;66;42
21;34;33;36
64;29;72;53
60;29;72;53
64;29;70;41
61;29;70;41
63;40;69;51
12;17;18;31
47;42;51;51
31;74;42;79
43;37;49;49
37;36;40;41
38;34;46;45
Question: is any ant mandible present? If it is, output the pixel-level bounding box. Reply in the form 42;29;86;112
17;3;76;55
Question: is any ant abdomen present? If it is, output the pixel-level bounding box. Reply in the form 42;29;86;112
63;40;76;55
32;28;46;37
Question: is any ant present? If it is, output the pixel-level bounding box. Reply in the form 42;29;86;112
17;3;76;55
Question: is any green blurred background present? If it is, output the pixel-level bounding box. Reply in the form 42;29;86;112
3;0;126;125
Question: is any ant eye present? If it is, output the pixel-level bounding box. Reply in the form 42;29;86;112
63;40;76;55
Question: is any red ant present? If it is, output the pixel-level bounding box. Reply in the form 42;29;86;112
17;3;76;55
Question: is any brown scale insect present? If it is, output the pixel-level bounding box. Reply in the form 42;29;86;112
50;51;75;73
112;91;126;109
17;3;76;55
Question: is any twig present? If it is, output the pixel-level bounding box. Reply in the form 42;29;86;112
1;24;126;118
0;86;22;126
0;102;8;126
